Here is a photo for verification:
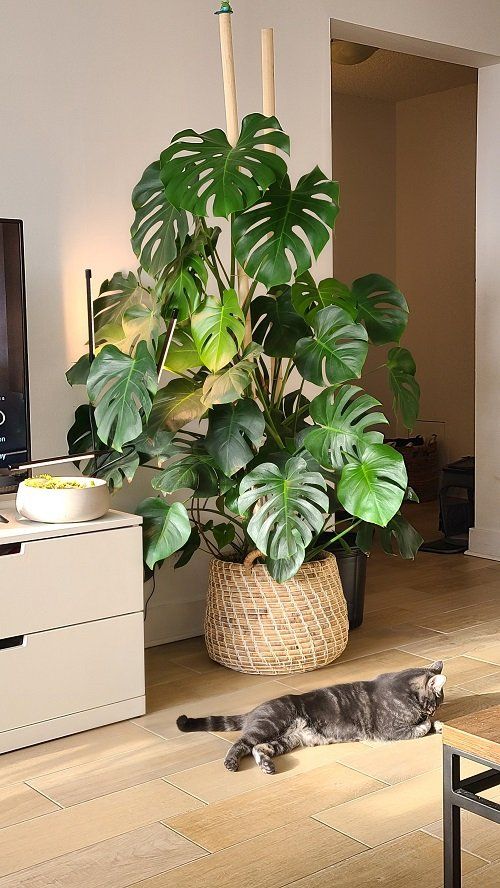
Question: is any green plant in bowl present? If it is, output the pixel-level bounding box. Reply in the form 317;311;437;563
24;474;95;490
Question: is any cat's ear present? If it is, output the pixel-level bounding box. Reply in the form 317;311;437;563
428;674;447;693
428;660;444;674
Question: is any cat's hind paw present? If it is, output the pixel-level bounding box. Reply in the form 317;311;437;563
433;720;444;734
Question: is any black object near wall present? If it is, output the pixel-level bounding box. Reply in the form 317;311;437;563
0;219;30;494
420;457;475;554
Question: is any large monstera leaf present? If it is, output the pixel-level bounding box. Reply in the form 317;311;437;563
337;443;407;526
120;300;165;355
131;161;188;277
160;113;289;218
206;399;265;476
238;456;329;582
295;305;368;386
160;227;210;322
202;344;260;407
304;385;387;470
356;513;423;559
233;167;339;288
251;288;309;358
352;274;408;345
292;272;356;323
148;378;206;434
387;346;420;431
162;328;200;374
87;341;157;452
152;452;230;497
67;404;140;490
137;498;191;570
66;355;91;387
92;272;165;355
191;289;245;373
93;272;149;345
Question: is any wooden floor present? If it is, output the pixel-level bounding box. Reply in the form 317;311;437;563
2;504;500;886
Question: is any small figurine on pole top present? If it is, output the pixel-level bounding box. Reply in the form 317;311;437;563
215;2;233;14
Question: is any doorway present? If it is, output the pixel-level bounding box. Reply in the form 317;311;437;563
331;43;477;473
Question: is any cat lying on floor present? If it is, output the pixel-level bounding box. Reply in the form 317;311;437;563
177;660;446;774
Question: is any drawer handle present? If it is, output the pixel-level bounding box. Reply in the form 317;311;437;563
0;635;26;650
0;544;23;557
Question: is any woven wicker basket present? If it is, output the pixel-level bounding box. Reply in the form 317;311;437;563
205;550;349;675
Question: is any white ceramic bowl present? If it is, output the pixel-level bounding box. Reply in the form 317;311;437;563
16;477;110;524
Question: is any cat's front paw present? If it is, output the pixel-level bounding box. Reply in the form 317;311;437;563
433;720;443;734
224;755;240;772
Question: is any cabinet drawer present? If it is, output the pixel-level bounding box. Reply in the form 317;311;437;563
0;527;143;636
0;613;145;733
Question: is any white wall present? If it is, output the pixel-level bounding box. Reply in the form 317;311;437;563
1;0;499;642
469;62;500;561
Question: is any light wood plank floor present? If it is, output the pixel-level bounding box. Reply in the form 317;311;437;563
2;503;500;886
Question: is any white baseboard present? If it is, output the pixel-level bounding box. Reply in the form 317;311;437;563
467;526;500;562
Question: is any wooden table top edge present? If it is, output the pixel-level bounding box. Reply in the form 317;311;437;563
442;703;500;765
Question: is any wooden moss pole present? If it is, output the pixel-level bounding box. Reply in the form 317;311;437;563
261;28;276;148
216;2;252;347
261;27;282;388
216;3;239;145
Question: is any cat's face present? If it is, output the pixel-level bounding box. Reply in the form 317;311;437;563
415;659;447;716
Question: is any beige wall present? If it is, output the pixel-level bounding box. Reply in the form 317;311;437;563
333;94;396;282
1;0;499;642
396;84;477;462
332;83;477;459
332;92;396;427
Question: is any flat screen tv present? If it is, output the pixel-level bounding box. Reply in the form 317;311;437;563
0;219;30;493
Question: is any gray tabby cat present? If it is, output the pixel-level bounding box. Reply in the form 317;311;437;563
177;660;446;774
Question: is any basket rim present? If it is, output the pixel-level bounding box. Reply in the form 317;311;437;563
209;550;337;571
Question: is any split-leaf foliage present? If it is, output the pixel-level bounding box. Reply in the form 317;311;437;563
67;112;421;581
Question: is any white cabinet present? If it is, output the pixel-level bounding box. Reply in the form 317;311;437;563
0;504;145;753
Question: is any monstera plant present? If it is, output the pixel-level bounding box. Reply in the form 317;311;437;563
67;112;423;582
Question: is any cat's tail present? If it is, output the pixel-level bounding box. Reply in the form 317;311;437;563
176;713;245;733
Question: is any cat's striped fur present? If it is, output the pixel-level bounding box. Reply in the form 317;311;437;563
177;661;446;774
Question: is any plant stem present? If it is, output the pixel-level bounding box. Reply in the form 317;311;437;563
255;367;271;407
204;257;225;296
322;516;353;532
358;363;387;383
282;400;309;429
213;245;232;287
292;379;305;439
242;278;259;315
197;507;246;532
270;358;282;403
307;519;362;561
258;357;270;393
274;359;294;408
254;377;285;448
200;219;230;294
266;421;285;449
192;499;219;557
230;219;236;287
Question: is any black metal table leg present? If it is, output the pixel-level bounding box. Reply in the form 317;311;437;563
443;744;462;888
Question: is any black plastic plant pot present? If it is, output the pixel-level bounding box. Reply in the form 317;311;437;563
333;546;367;630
